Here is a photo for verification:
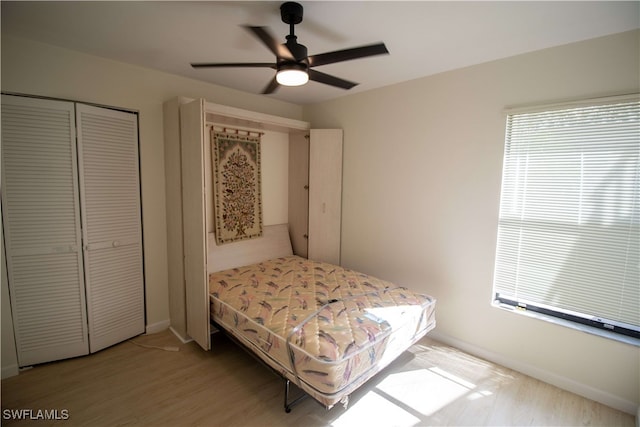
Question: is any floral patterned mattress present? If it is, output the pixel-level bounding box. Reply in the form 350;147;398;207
209;255;436;408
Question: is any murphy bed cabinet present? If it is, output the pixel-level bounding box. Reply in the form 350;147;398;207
1;94;145;367
163;97;342;350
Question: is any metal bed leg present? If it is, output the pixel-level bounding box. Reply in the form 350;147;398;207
284;379;307;413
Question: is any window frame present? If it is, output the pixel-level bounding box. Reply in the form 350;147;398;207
492;94;640;346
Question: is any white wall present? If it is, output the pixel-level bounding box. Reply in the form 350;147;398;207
304;30;640;414
1;35;302;372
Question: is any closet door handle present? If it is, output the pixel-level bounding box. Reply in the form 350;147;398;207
112;240;121;248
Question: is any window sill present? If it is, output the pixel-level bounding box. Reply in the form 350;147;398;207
493;302;640;347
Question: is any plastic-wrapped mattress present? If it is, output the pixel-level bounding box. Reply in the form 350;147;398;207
209;255;436;408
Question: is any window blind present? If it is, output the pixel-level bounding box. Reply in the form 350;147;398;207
493;96;639;338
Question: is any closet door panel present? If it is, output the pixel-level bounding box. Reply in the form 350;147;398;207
1;95;89;366
76;104;145;353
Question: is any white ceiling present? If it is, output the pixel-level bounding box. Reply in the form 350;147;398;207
2;1;639;105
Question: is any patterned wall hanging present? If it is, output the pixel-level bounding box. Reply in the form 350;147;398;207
212;130;263;245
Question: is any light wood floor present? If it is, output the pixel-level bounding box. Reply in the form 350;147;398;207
1;329;634;426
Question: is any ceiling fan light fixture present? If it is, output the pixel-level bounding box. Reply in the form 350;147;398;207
190;2;389;95
276;64;309;86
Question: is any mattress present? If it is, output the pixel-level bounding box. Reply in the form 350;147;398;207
209;255;436;408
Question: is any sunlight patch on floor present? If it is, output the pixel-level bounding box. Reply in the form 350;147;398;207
332;366;483;426
331;390;421;427
375;367;476;416
467;389;494;401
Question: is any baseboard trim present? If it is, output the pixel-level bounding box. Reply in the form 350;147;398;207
1;364;19;379
145;319;170;335
429;331;638;416
169;326;193;344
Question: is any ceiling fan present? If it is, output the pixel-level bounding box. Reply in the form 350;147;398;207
191;1;389;94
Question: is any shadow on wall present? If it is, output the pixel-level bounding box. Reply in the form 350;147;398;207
522;153;639;333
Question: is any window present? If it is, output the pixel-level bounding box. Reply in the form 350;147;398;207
493;95;639;340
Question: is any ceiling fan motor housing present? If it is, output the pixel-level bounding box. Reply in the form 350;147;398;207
280;2;303;25
284;38;308;62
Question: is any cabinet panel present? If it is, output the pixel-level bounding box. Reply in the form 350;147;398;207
180;99;210;351
1;95;89;366
308;129;343;265
288;133;309;258
163;98;187;339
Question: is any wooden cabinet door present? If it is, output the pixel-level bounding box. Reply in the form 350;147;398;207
288;132;309;258
180;99;210;351
308;129;343;265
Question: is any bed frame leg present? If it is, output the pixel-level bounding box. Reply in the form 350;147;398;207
284;379;307;413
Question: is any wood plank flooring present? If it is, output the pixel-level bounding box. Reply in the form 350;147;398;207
1;329;634;426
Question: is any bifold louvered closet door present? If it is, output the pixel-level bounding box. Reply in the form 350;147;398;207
76;104;145;353
1;95;144;367
2;96;89;366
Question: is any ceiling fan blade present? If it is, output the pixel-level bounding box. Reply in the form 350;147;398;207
262;76;280;94
244;26;294;60
308;43;389;67
191;62;276;68
308;69;358;90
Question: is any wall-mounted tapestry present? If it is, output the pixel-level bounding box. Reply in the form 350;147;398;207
212;130;262;245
